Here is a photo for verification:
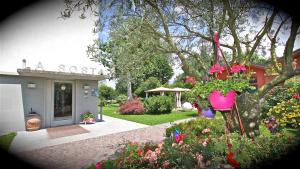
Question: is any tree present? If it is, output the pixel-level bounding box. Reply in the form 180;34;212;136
99;84;116;100
61;0;300;97
134;77;161;97
62;0;299;98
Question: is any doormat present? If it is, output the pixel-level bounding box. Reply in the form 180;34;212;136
47;125;89;139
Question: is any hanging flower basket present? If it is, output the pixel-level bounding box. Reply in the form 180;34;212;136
209;90;236;111
202;107;215;119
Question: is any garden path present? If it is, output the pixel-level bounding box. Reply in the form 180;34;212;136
12;117;195;169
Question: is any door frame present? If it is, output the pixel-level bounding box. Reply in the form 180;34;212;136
50;80;75;127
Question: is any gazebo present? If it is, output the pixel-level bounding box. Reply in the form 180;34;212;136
145;87;191;108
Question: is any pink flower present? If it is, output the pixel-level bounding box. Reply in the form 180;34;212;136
209;64;225;74
96;161;102;169
185;76;196;85
149;151;158;164
157;142;164;149
155;147;161;156
144;150;153;160
196;153;204;168
162;160;170;169
201;128;211;134
202;138;209;147
231;64;246;73
292;93;300;99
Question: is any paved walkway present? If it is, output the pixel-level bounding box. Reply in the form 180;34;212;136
9;116;195;169
9;115;148;153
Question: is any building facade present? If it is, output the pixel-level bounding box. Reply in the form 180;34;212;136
0;68;107;134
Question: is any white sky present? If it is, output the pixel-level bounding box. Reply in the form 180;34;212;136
0;0;115;88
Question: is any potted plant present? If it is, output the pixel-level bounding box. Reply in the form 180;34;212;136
191;64;254;111
80;111;95;123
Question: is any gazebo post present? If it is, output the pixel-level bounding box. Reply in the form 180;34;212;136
178;91;182;108
146;92;148;98
175;92;179;108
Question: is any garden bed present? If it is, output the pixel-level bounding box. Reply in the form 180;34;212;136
102;106;199;125
87;117;300;169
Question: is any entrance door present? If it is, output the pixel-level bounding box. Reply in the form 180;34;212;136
51;81;75;127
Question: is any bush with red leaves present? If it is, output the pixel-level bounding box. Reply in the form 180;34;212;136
118;99;145;115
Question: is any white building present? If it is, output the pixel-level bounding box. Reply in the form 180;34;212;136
0;0;107;134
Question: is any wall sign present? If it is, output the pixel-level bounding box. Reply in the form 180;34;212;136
31;62;104;75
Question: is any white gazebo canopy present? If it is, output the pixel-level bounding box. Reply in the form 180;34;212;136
145;87;191;108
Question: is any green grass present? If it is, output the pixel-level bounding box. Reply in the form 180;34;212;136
101;106;198;125
0;132;17;151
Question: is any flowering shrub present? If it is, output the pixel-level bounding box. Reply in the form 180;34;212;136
144;96;173;114
118;99;145;115
267;98;300;128
264;117;279;133
87;117;299;169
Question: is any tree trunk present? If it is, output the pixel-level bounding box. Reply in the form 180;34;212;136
127;74;133;101
222;92;261;138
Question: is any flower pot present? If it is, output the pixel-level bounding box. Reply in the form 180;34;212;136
209;90;236;111
25;114;41;131
202;107;215;119
83;117;95;123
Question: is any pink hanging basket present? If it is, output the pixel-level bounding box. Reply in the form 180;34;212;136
209;90;236;111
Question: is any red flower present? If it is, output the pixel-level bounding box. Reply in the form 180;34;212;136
137;148;143;156
231;64;246;74
226;144;240;168
185;76;196;85
209;64;225;74
175;133;186;143
96;161;102;169
292;93;300;99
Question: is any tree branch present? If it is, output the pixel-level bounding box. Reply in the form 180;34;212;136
245;8;278;63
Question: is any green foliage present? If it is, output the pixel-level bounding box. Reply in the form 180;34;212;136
134;77;161;98
80;112;95;120
0;132;17;151
137;55;174;85
99;84;116;100
267;98;300;128
261;86;295;115
144;96;174;114
116;94;127;105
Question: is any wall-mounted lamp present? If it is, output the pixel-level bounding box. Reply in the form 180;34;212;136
83;85;90;90
61;84;66;91
27;83;36;89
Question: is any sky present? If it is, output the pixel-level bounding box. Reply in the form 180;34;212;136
0;0;116;88
0;0;299;89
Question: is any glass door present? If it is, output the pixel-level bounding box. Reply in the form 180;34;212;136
51;81;74;126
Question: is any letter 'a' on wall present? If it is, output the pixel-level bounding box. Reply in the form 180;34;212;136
0;84;26;135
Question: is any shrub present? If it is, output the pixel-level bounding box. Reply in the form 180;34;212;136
144;96;173;114
116;94;127;105
261;86;294;116
267;98;300;128
118;99;145;115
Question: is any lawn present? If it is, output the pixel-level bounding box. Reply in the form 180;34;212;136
101;105;199;125
0;132;17;151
